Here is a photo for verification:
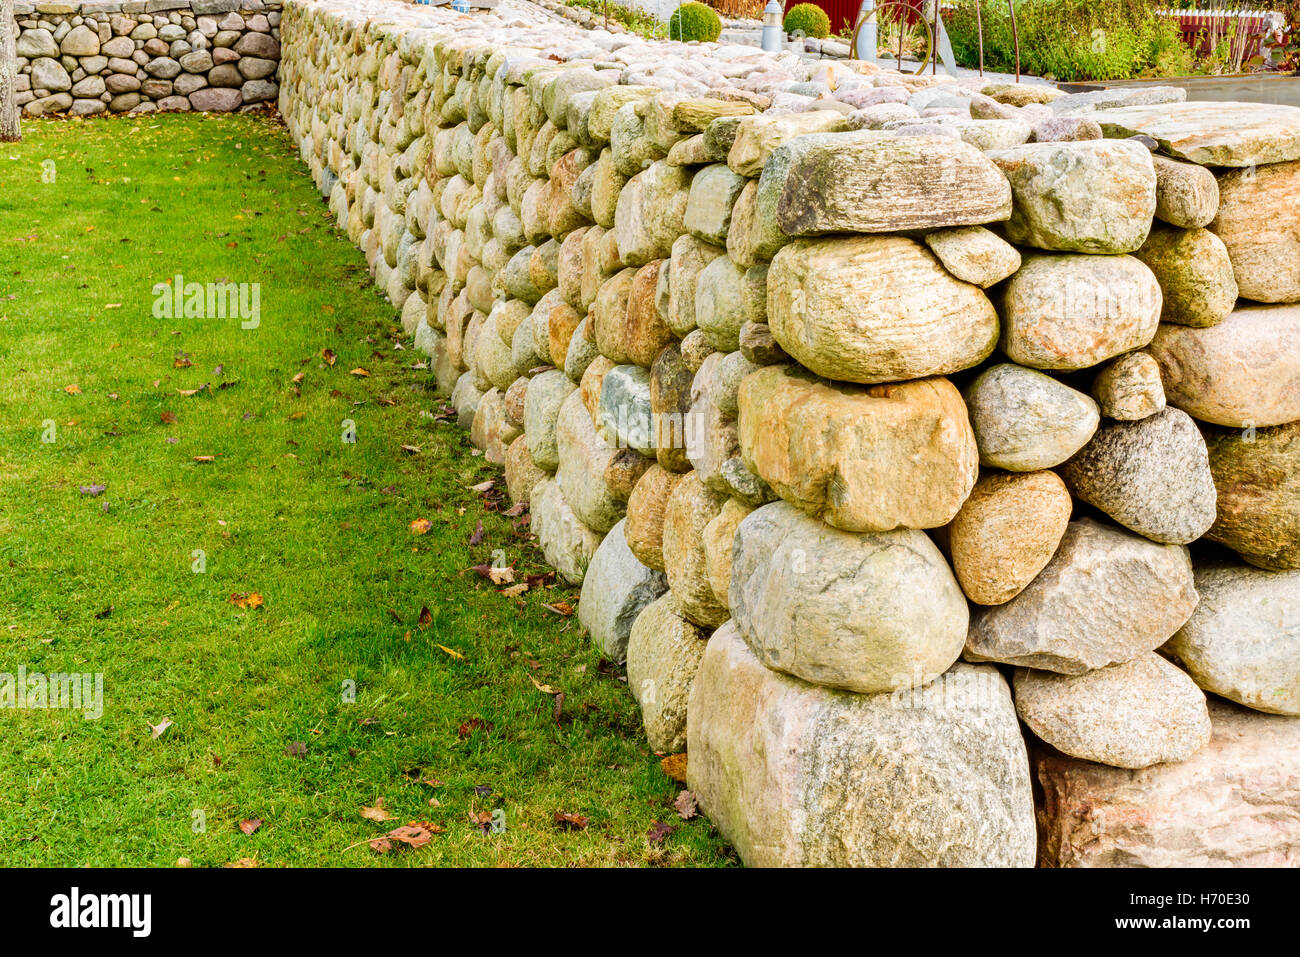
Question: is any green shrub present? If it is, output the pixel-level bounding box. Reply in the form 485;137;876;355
784;2;831;39
945;0;1194;82
669;1;722;42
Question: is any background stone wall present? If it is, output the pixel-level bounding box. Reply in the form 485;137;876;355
9;0;281;115
290;0;1298;866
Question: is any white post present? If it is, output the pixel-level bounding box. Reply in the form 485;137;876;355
855;0;877;66
761;0;784;51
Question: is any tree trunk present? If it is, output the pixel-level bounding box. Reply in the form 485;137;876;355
0;0;20;143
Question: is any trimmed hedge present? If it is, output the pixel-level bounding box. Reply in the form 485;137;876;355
669;1;723;42
783;2;831;39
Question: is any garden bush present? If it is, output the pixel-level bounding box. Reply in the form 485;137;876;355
784;2;831;38
946;0;1193;81
669;1;723;41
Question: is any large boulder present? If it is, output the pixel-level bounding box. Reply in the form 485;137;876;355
530;477;603;586
965;518;1199;674
1089;100;1300;167
1014;653;1211;769
987;140;1156;253
578;519;668;661
1036;699;1300;867
523;369;575;471
965;363;1099;472
754;130;1012;236
1209;160;1300;303
739;367;978;532
729;501;969;693
555;391;625;534
689;623;1036;867
626;593;710;753
613;160;690;267
661;471;731;628
624;464;680;571
1058;408;1218;546
1000;253;1161;370
1203;421;1300;571
1163;564;1300;716
767;235;998;384
1148;304;1300;428
1134;225;1237;328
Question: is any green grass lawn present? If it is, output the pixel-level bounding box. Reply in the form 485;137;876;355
0;113;735;868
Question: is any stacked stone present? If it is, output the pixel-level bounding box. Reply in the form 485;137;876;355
10;0;281;116
277;0;1299;867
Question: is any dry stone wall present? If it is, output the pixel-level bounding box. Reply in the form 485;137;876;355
9;0;281;116
276;0;1300;866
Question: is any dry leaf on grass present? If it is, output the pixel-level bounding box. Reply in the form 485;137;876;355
148;717;172;740
529;675;561;695
674;790;698;820
554;811;589;831
409;518;433;535
239;818;262;836
229;592;264;610
359;800;394;823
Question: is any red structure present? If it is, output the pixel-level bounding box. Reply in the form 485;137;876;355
783;0;862;35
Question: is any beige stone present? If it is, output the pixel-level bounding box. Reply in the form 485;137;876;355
661;471;730;628
768;236;998;384
702;498;753;609
739;367;978;532
1210;160;1300;303
689;625;1036;867
1135;225;1237;328
1148;304;1300;428
1204;421;1300;571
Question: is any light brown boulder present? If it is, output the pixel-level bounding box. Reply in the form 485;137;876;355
949;471;1073;605
627;594;710;754
702;498;753;608
1151;154;1219;228
1000;253;1162;370
756;131;1013;236
923;226;1022;288
661;471;730;628
504;434;548;505
613;160;691;267
739;367;978;532
768;236;999;384
1148;304;1300;428
624;260;674;367
1210;160;1300;303
625;464;681;571
1089;100;1300;167
1091;351;1166;421
726;111;849;177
